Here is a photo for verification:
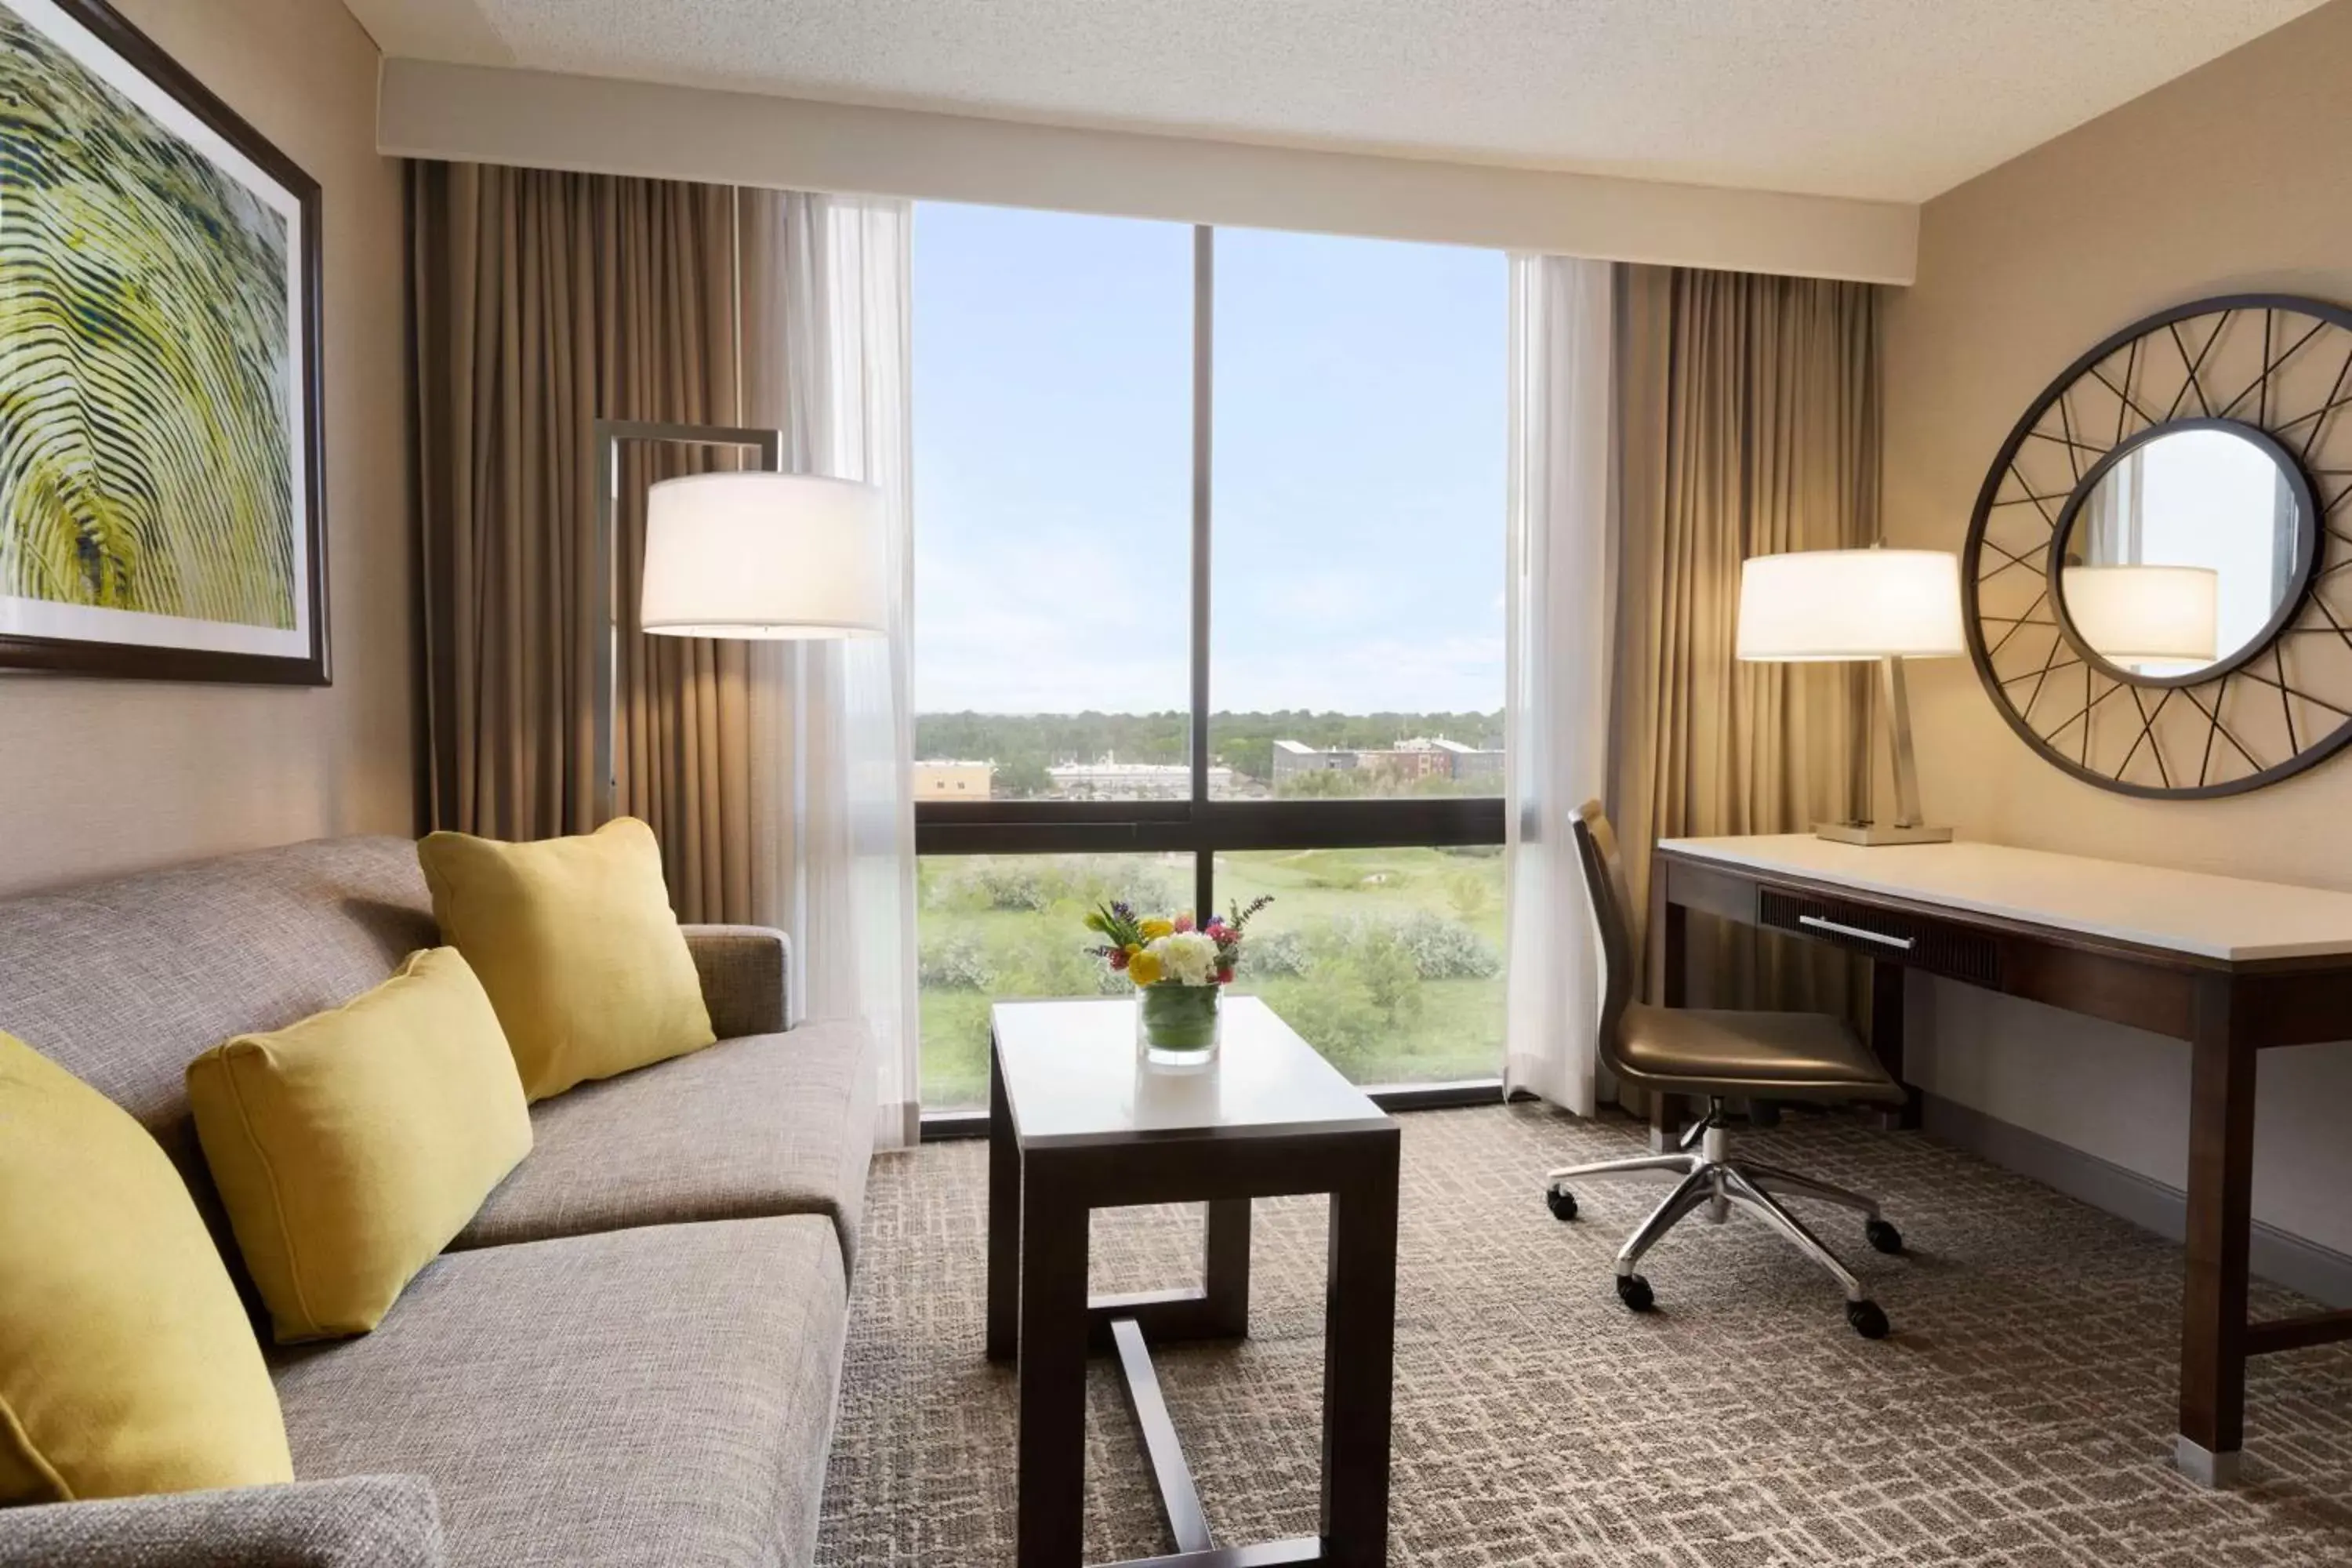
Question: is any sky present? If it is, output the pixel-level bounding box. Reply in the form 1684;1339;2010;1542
910;201;1508;718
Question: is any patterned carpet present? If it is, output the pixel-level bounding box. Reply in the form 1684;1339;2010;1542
815;1103;2352;1566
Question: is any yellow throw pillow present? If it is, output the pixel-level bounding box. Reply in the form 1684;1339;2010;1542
416;817;717;1100
0;1032;293;1504
187;948;533;1343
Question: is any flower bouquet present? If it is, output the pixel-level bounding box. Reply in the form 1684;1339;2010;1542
1086;895;1272;1063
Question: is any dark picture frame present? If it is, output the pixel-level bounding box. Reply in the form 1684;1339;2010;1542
0;0;328;684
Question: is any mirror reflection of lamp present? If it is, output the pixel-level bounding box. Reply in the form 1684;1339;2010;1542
2060;564;2220;673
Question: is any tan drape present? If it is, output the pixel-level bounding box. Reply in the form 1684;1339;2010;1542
409;163;760;922
1610;265;1880;1014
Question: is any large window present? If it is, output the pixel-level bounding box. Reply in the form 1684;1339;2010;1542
912;204;1193;801
913;204;1508;1109
1210;228;1507;800
916;851;1196;1110
1214;848;1504;1086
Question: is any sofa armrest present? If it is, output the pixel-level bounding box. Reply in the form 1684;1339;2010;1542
681;924;793;1037
0;1475;445;1568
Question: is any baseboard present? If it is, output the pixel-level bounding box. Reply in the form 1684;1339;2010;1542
1922;1093;2352;1310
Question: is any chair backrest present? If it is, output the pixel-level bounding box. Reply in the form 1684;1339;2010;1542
1569;798;1639;1080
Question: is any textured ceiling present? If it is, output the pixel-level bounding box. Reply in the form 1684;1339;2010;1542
342;0;2328;201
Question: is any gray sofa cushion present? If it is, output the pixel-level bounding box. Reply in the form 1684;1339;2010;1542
0;1474;445;1568
452;1024;874;1272
272;1218;847;1568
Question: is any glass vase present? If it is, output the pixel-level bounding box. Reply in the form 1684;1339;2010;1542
1136;982;1221;1067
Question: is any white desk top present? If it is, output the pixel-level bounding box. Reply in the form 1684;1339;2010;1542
1660;834;2352;963
991;996;1390;1148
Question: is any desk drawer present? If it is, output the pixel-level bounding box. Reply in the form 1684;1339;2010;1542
1759;887;2002;988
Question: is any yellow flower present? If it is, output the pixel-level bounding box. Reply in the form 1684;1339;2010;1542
1139;917;1175;940
1128;950;1165;985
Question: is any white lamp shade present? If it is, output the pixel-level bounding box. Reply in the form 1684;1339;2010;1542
1737;549;1965;662
639;471;888;639
2061;564;2219;663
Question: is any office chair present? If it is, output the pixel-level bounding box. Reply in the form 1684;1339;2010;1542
1545;800;1908;1338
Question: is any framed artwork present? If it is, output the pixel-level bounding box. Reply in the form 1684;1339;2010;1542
0;0;327;684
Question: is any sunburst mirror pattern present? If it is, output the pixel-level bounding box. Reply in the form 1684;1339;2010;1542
1965;294;2352;797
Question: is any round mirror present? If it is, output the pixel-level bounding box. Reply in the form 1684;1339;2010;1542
2051;419;2315;683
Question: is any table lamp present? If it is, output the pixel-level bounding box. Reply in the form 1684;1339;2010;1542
1737;548;1965;846
593;419;887;824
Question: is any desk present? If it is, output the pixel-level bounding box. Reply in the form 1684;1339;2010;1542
1654;833;2352;1488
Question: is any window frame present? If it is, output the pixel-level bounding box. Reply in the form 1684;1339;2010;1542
914;224;1507;1115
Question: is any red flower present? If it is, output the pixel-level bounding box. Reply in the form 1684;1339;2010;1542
1215;967;1234;985
1109;949;1130;970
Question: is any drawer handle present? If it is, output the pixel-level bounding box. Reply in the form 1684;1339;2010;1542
1797;914;1914;951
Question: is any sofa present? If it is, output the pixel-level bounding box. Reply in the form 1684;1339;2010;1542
0;836;874;1568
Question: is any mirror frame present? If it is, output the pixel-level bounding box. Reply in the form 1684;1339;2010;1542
2045;416;2320;690
1964;292;2352;799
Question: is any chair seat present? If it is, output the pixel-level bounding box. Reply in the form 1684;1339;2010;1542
1618;1003;1904;1102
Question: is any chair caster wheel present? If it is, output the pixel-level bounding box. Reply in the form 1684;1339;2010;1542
1616;1273;1654;1312
1546;1187;1577;1221
1847;1299;1889;1339
1865;1218;1903;1254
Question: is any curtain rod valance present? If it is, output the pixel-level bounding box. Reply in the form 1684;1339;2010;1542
379;59;1918;287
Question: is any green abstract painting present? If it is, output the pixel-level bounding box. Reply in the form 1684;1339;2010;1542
0;0;320;679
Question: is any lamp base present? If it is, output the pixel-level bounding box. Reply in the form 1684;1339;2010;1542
1812;819;1954;847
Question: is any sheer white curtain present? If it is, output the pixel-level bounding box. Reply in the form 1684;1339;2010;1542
1502;255;1617;1116
746;192;922;1149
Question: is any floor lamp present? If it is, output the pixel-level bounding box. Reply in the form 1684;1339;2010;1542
591;418;887;825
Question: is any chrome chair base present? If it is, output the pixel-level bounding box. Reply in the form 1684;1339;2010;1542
1545;1110;1900;1338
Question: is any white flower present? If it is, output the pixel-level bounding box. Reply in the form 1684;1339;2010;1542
1149;931;1220;986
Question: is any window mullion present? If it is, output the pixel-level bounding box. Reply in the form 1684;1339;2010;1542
1191;224;1215;918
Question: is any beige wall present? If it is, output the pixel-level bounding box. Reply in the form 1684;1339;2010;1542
1882;0;2352;1253
0;0;412;895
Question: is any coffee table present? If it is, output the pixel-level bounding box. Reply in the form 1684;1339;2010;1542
987;996;1401;1568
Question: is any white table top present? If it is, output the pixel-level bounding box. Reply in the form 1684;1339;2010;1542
1660;834;2352;962
991;996;1391;1149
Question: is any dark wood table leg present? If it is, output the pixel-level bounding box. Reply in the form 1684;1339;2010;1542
986;1032;1021;1363
1865;958;1922;1131
2178;975;2255;1488
1647;878;1690;1152
1204;1198;1251;1338
1017;1173;1091;1566
1320;1131;1399;1568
